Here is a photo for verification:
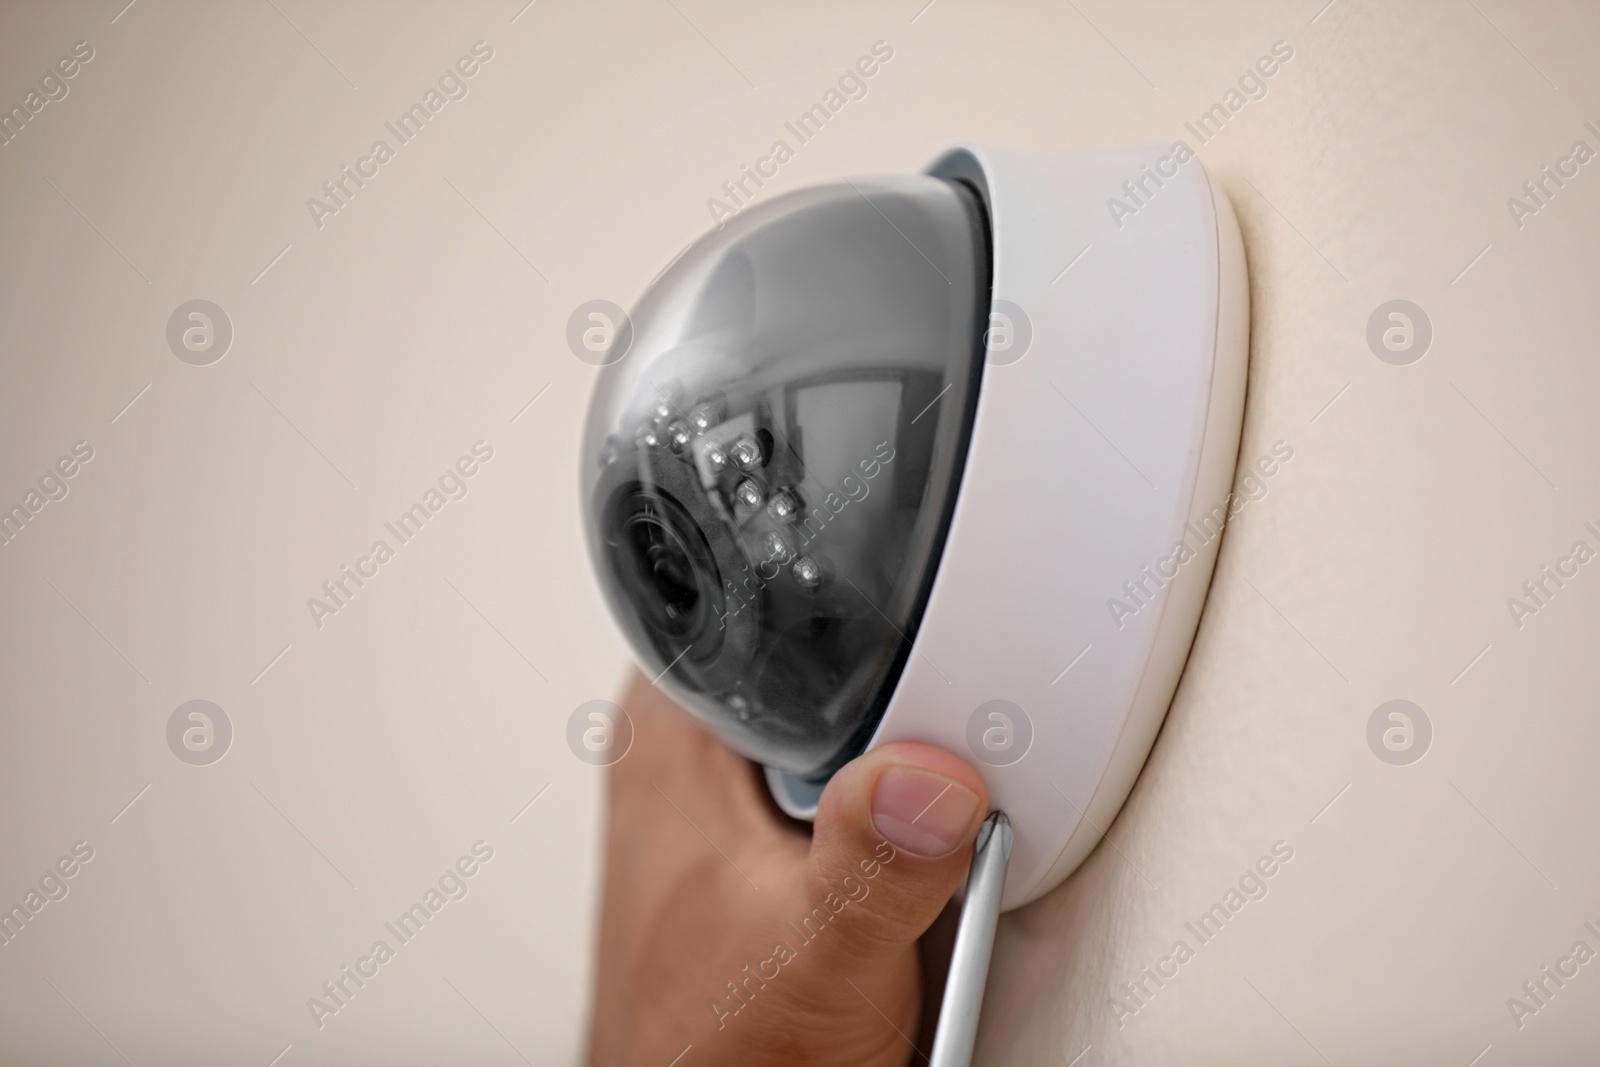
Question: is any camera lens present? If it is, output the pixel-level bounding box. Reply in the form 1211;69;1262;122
628;516;699;633
604;485;721;649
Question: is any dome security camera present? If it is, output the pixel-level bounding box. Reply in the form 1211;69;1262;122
581;142;1247;912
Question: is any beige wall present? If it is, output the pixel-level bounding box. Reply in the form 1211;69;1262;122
0;0;1596;1063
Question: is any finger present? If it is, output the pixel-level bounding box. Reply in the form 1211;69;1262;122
801;742;989;969
615;673;772;816
610;671;808;869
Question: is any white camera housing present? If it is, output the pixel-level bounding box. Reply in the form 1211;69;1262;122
582;142;1247;910
855;144;1245;907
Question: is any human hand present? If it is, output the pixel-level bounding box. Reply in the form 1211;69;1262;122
588;671;989;1067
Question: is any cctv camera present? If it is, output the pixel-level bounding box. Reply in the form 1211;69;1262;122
582;142;1247;908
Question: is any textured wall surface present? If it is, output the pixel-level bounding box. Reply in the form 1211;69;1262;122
0;1;1596;1064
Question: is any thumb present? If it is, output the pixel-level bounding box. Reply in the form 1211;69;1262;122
802;742;990;969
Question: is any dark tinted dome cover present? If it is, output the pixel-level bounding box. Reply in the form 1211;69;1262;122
581;175;990;779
